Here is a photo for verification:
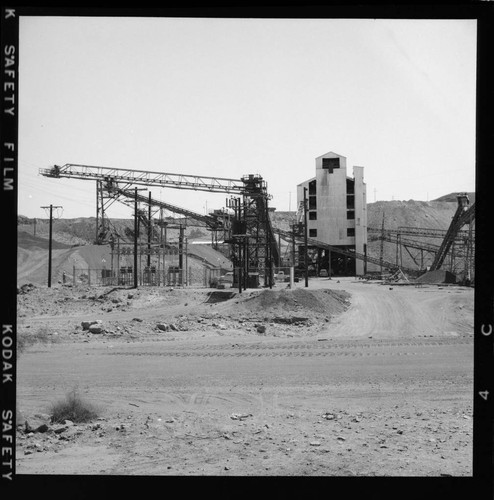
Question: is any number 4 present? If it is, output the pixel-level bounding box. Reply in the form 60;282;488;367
479;391;489;401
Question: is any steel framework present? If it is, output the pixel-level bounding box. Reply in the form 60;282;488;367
40;164;280;285
273;226;416;274
366;194;475;278
430;195;475;271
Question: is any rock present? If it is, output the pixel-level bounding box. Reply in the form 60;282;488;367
34;424;49;433
169;324;178;331
64;420;74;427
82;320;104;332
89;324;104;334
132;318;143;322
256;325;266;334
156;323;169;332
310;441;321;447
230;413;253;421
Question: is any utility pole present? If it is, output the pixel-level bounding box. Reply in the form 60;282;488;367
96;182;99;243
291;224;296;267
134;187;138;288
303;187;308;288
117;237;120;285
185;237;189;286
179;224;184;286
243;197;248;291
163;220;167;285
160;208;164;286
266;198;272;289
147;191;152;269
380;212;385;279
466;210;473;283
278;233;281;266
238;199;243;293
41;204;63;288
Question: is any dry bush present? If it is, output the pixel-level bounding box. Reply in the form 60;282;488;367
50;388;99;424
17;326;59;356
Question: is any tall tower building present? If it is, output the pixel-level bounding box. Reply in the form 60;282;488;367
297;151;367;276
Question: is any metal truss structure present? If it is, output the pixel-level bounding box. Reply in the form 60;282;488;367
273;226;416;274
430;195;475;271
367;194;475;279
40;164;280;284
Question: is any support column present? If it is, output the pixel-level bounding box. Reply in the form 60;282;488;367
134;187;138;288
304;187;308;288
179;224;185;286
147;191;152;268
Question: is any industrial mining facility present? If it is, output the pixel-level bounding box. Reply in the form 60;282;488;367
16;150;475;477
32;150;474;289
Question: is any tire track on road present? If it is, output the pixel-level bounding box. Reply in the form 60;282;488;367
104;337;471;359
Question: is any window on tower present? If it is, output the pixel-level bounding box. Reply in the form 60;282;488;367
322;158;340;173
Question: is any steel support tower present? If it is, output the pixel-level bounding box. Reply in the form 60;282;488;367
40;164;280;283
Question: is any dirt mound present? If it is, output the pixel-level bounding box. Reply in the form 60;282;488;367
415;270;456;284
232;288;350;321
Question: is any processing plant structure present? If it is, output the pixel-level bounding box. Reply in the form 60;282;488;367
39;153;475;288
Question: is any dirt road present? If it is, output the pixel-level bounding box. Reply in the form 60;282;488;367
15;278;473;476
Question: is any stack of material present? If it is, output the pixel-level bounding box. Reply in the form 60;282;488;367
414;269;456;284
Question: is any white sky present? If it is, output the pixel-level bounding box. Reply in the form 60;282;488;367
18;16;477;219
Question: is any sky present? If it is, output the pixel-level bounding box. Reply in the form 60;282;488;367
18;16;477;220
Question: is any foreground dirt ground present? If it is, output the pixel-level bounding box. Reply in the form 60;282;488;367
15;277;473;476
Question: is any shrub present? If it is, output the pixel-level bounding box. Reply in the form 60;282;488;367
50;388;99;424
17;326;59;356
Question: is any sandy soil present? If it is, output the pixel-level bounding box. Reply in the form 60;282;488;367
15;278;473;476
